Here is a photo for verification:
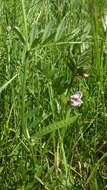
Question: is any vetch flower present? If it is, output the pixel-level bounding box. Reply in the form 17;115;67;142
68;91;83;107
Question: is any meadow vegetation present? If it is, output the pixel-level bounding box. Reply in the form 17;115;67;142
0;0;107;189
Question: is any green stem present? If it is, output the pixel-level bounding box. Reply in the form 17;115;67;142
20;0;29;137
20;0;36;167
20;53;28;138
21;0;29;50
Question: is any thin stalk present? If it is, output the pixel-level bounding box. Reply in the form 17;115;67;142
21;0;29;50
21;53;28;138
88;0;104;148
20;0;29;137
59;131;68;177
20;0;36;167
88;0;102;78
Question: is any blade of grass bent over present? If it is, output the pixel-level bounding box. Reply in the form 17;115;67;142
0;74;17;93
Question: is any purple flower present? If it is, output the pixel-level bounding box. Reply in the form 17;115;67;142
69;91;83;107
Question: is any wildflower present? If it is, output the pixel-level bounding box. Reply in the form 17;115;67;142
68;91;83;107
6;25;12;33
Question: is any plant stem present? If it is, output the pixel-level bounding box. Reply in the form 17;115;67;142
20;0;29;137
21;0;29;50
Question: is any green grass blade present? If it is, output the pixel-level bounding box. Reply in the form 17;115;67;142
14;26;26;45
55;14;67;42
0;74;17;93
35;115;78;138
85;152;107;186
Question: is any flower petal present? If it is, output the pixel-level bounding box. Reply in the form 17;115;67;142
70;91;83;100
69;91;83;107
70;99;83;107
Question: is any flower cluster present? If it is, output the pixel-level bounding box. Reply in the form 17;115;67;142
68;91;83;107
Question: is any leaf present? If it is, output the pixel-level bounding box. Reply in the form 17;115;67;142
42;22;53;43
68;27;80;40
30;37;41;48
42;32;55;45
55;15;67;42
35;115;78;138
29;23;37;46
30;31;42;48
0;167;3;173
0;74;17;93
14;26;26;45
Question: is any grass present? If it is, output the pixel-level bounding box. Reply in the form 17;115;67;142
0;0;107;189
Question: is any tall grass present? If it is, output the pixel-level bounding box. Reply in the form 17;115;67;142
0;0;107;189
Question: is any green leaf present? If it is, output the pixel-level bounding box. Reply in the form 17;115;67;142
55;15;67;42
29;23;37;46
35;115;78;138
42;22;53;43
30;37;41;48
30;31;42;48
14;26;26;45
42;32;55;45
0;167;3;173
0;74;17;93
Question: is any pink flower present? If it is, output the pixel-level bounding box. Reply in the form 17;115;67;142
69;91;83;107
